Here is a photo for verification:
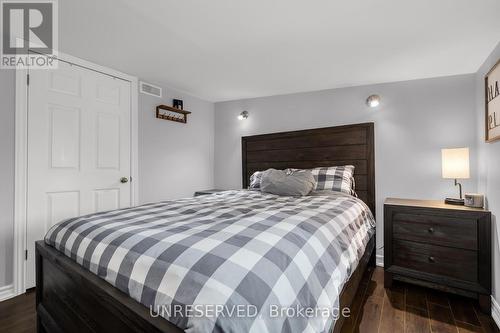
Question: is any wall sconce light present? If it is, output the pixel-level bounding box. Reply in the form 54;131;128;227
366;95;380;108
238;111;249;120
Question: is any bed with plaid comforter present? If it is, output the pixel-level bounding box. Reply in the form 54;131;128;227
45;190;375;333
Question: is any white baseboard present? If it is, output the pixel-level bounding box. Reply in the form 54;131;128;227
376;254;384;267
491;296;500;329
0;284;15;302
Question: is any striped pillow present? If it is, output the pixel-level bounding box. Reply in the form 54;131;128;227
249;171;263;189
310;165;356;195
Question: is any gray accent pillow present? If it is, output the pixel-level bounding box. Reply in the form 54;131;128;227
260;169;316;196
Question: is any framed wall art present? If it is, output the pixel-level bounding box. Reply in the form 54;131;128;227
485;59;500;142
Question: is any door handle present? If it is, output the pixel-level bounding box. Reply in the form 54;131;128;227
120;177;129;183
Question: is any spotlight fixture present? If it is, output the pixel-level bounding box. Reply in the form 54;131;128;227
366;95;380;108
238;111;249;120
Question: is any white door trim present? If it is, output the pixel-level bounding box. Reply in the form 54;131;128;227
14;51;139;296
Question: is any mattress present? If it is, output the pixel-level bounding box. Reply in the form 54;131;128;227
45;190;375;333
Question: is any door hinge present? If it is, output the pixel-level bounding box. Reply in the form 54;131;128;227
26;74;30;85
25;250;28;260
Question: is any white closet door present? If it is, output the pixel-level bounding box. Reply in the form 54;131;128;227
25;59;132;288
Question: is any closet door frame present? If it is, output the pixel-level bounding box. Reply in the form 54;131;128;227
13;50;139;298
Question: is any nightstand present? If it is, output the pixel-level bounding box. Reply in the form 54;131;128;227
384;198;491;313
193;189;225;197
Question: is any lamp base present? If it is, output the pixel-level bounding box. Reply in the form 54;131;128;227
445;197;465;205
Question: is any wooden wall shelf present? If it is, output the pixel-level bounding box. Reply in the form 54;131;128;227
156;105;192;124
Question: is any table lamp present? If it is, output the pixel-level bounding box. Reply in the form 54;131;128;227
441;147;470;205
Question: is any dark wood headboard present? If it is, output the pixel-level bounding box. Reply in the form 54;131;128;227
241;122;375;214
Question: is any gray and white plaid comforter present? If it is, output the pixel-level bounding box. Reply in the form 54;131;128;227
45;190;375;333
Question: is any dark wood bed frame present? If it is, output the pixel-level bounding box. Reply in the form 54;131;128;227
36;122;376;333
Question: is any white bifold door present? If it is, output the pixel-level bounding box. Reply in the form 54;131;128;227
25;59;132;288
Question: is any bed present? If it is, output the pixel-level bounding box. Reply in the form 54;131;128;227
36;122;376;333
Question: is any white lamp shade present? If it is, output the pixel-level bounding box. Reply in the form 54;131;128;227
441;148;470;179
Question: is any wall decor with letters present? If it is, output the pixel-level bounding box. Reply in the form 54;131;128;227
485;59;500;142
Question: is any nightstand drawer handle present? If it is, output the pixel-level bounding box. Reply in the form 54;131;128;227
428;227;434;233
428;256;435;263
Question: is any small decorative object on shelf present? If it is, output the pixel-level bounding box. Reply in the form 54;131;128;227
156;104;191;124
173;99;184;110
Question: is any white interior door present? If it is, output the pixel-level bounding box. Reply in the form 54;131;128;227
25;59;132;288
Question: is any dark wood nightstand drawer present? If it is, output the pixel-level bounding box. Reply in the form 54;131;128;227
384;198;491;313
393;212;477;250
393;239;477;282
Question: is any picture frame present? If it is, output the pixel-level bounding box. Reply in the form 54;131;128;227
485;58;500;142
173;99;184;110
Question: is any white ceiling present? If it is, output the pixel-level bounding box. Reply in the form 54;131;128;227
59;0;500;102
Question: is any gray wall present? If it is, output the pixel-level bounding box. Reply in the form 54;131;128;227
214;74;478;257
139;87;214;203
476;41;500;304
0;74;215;289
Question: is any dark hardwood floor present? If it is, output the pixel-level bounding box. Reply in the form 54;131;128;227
0;290;35;333
342;267;499;333
0;267;498;333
